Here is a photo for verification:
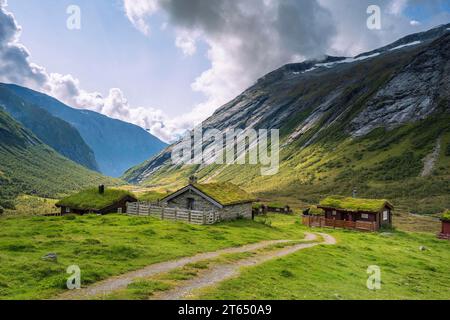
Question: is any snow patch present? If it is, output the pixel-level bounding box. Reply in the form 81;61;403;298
389;41;422;51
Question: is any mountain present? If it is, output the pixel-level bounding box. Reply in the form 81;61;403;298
0;109;121;209
3;84;167;177
124;24;450;214
0;85;99;171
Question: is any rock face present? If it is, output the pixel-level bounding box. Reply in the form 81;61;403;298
124;24;450;186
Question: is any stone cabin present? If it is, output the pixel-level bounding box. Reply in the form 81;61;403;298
161;182;256;221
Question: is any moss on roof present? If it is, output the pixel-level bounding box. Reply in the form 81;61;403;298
193;183;256;206
56;188;136;211
319;196;392;213
442;210;450;222
309;205;324;216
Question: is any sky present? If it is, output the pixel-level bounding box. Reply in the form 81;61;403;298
1;0;449;142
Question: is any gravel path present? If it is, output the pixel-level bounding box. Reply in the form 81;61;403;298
421;137;441;177
56;233;318;300
153;232;336;300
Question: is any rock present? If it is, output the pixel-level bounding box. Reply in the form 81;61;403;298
419;246;427;251
42;253;58;262
380;232;394;237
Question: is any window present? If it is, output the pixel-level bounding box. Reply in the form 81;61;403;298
361;213;369;219
383;210;389;221
332;210;337;216
117;208;123;214
187;198;195;210
65;207;71;213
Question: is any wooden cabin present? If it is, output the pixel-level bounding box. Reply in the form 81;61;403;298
56;186;137;215
303;196;394;232
438;211;450;240
161;182;256;221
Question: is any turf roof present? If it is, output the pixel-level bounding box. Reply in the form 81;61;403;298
442;210;450;222
193;183;256;206
56;188;136;211
319;196;392;213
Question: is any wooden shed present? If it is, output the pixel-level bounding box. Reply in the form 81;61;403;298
304;196;394;232
161;182;256;221
438;211;450;240
56;186;137;215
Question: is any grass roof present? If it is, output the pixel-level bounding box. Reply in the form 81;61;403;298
442;210;450;222
319;196;392;213
56;188;136;211
193;183;256;206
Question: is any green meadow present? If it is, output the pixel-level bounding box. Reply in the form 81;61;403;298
0;213;302;299
196;226;450;300
0;213;448;300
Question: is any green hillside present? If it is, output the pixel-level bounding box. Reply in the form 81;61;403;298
0;84;99;171
124;29;450;215
0;109;122;209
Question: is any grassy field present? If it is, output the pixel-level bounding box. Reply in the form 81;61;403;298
0;214;304;299
195;223;450;300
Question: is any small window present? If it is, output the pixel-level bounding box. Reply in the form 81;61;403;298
65;207;71;213
187;198;195;210
332;210;337;216
361;213;369;219
383;210;389;221
117;208;123;214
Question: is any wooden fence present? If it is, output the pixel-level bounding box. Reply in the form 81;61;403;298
302;215;378;232
126;202;220;225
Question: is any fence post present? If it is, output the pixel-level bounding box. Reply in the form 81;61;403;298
162;206;165;220
203;211;207;225
188;210;192;223
175;208;178;221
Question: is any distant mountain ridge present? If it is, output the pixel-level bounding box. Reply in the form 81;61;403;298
0;85;99;171
3;84;167;177
0;109;120;208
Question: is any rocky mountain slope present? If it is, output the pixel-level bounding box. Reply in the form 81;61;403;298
124;24;450;214
0;109;120;209
0;85;99;171
3;84;167;177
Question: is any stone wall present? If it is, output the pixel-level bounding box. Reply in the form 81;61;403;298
164;189;252;221
166;191;216;212
220;202;252;220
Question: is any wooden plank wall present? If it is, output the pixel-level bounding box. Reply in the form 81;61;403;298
126;202;219;225
302;215;377;232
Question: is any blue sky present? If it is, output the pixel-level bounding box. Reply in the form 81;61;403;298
2;0;450;142
8;0;208;116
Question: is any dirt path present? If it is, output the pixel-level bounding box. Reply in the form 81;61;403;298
421;136;441;177
153;232;336;300
56;233;318;300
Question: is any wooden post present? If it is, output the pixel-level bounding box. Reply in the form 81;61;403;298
188;210;192;223
203;211;207;225
174;208;178;221
161;206;165;220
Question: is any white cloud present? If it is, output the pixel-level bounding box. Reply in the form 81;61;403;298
123;0;336;129
1;0;449;144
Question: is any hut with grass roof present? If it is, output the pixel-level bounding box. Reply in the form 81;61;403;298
56;186;137;215
161;181;256;221
438;210;450;240
306;196;394;231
